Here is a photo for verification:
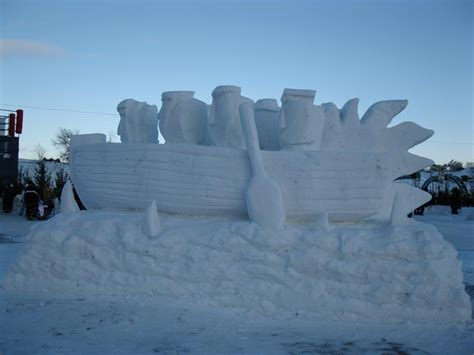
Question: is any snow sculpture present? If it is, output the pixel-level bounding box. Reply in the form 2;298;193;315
207;85;252;148
117;99;158;143
9;86;472;324
60;180;80;214
158;91;208;144
255;99;280;150
240;101;285;228
279;89;326;150
142;200;162;238
70;86;434;222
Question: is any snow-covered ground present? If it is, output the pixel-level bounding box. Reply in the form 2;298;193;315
416;207;474;286
0;208;473;354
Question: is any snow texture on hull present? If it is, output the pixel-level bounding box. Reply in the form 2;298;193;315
3;211;470;323
70;143;430;221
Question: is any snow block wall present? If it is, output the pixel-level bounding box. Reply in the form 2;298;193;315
3;211;471;323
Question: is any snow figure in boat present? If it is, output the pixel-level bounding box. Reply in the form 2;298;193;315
207;85;253;149
158;91;208;145
254;99;280;151
279;89;326;151
117;99;158;143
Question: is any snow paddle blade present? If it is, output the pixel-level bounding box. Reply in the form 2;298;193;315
239;101;285;228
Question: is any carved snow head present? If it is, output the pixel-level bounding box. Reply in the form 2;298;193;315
117;99;158;144
208;85;251;149
278;89;325;150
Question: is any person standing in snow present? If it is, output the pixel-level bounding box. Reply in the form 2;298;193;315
2;183;16;213
23;181;40;220
41;184;55;218
450;187;461;215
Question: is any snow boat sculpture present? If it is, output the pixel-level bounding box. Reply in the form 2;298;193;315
70;86;434;223
7;86;472;324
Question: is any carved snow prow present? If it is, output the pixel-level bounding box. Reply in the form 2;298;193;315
361;100;408;130
387;122;434;151
371;182;432;222
322;102;341;132
390;183;431;225
340;98;360;128
391;152;434;180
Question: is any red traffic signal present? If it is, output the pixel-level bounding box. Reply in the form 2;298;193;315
15;109;23;134
8;113;15;136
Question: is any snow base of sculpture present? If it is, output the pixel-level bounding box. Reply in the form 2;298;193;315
3;211;470;323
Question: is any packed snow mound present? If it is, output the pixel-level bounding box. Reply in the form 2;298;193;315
462;207;474;221
425;205;452;216
3;211;471;322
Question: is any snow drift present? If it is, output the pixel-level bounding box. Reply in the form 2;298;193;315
3;211;471;323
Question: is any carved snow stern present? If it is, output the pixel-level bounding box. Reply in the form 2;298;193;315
320;98;434;220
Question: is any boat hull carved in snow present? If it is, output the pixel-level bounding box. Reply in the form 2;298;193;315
70;142;431;221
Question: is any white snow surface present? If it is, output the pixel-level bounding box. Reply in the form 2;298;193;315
59;180;80;214
417;207;474;285
141;200;162;238
3;210;470;323
1;210;473;354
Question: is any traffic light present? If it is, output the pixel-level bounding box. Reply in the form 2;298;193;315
16;109;23;134
8;113;15;137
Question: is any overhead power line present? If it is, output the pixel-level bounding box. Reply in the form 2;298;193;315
1;103;116;117
426;140;473;145
2;103;473;146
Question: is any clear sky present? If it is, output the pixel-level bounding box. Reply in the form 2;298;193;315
0;0;472;164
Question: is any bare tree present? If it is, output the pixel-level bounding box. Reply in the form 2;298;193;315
53;165;69;198
446;160;463;172
33;144;46;160
52;128;79;163
17;166;28;187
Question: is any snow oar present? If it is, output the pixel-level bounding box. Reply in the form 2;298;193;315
239;101;285;228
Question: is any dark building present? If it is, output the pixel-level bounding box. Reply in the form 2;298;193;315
0;109;22;188
0;135;19;186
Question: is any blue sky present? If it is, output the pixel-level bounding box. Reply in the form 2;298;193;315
0;0;472;164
